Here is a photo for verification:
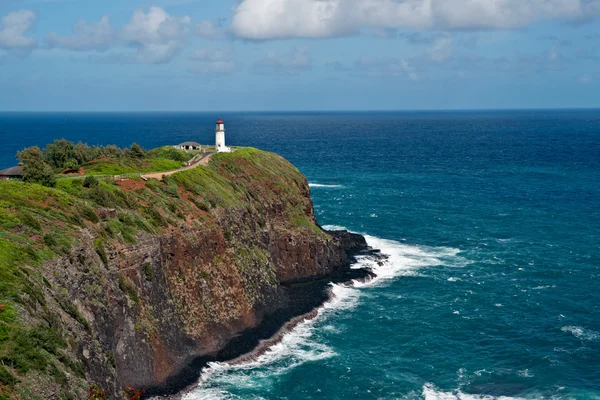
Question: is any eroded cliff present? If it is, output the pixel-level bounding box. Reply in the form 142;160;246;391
0;148;368;399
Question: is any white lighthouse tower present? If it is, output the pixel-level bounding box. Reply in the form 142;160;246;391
215;118;230;153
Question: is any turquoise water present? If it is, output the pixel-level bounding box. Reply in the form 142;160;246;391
1;111;599;399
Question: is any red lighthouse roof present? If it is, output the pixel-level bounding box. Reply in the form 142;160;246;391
216;119;224;124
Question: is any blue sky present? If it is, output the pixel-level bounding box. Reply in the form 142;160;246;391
0;0;599;111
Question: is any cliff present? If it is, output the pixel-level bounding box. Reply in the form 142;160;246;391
0;148;369;399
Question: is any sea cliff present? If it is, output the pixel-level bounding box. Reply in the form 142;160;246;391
0;148;370;399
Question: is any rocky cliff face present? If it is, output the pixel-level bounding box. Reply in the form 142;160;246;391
0;148;368;399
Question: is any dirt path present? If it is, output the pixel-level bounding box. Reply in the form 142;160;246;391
141;153;213;181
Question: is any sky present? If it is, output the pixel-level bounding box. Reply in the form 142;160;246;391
0;0;599;111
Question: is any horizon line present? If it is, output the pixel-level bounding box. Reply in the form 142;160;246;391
1;107;600;113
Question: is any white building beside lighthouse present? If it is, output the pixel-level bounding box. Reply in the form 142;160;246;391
215;118;231;153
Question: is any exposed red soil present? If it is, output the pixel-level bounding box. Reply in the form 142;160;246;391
117;179;147;192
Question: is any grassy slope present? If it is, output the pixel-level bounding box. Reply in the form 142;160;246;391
81;146;193;176
0;147;325;398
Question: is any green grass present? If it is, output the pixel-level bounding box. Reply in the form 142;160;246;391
83;157;183;176
147;146;194;162
0;146;328;396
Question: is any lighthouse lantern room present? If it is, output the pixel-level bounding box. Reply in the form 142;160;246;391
215;118;231;153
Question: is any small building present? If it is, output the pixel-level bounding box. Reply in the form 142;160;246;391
177;141;202;151
215;119;232;153
0;164;23;180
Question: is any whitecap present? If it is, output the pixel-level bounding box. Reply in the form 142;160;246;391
517;369;533;378
322;224;347;231
308;183;344;188
422;383;524;400
561;325;599;341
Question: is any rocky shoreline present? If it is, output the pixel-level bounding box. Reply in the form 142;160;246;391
145;232;382;399
0;148;386;399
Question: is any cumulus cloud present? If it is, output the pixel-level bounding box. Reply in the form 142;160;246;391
47;16;113;51
251;46;311;75
0;10;37;54
189;47;236;74
230;0;598;40
121;6;190;64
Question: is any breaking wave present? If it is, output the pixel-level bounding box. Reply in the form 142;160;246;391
308;183;344;188
181;227;465;400
561;326;599;341
422;383;524;400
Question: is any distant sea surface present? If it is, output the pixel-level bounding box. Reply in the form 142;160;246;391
1;111;600;399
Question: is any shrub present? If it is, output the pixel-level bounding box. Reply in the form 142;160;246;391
88;385;106;400
83;176;99;188
118;276;139;303
143;262;152;282
19;211;41;230
43;233;58;247
94;238;108;266
124;386;144;400
0;366;17;386
145;208;166;227
79;205;99;223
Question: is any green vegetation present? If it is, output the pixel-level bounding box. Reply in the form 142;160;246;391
143;263;153;282
119;276;139;303
0;144;328;398
17;146;56;187
15;140;193;187
82;157;183;176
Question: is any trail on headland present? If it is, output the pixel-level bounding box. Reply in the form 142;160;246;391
141;153;213;180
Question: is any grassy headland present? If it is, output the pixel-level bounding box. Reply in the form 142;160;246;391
0;142;326;399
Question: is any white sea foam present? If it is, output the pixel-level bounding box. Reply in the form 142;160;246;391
422;383;524;400
561;325;599;341
308;183;344;188
182;228;465;400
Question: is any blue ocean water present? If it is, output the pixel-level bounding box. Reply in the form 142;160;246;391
1;111;599;399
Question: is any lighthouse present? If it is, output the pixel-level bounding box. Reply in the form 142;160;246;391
215;118;230;153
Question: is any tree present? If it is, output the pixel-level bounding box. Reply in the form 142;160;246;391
129;143;146;159
17;146;57;187
45;139;75;170
74;141;95;165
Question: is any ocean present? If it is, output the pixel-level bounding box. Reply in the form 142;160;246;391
1;110;599;399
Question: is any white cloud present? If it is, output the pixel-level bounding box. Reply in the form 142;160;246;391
251;46;311;74
47;16;113;51
230;0;595;40
121;6;190;64
428;36;453;62
189;47;236;74
0;10;37;54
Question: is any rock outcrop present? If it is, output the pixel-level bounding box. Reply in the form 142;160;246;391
0;148;369;399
